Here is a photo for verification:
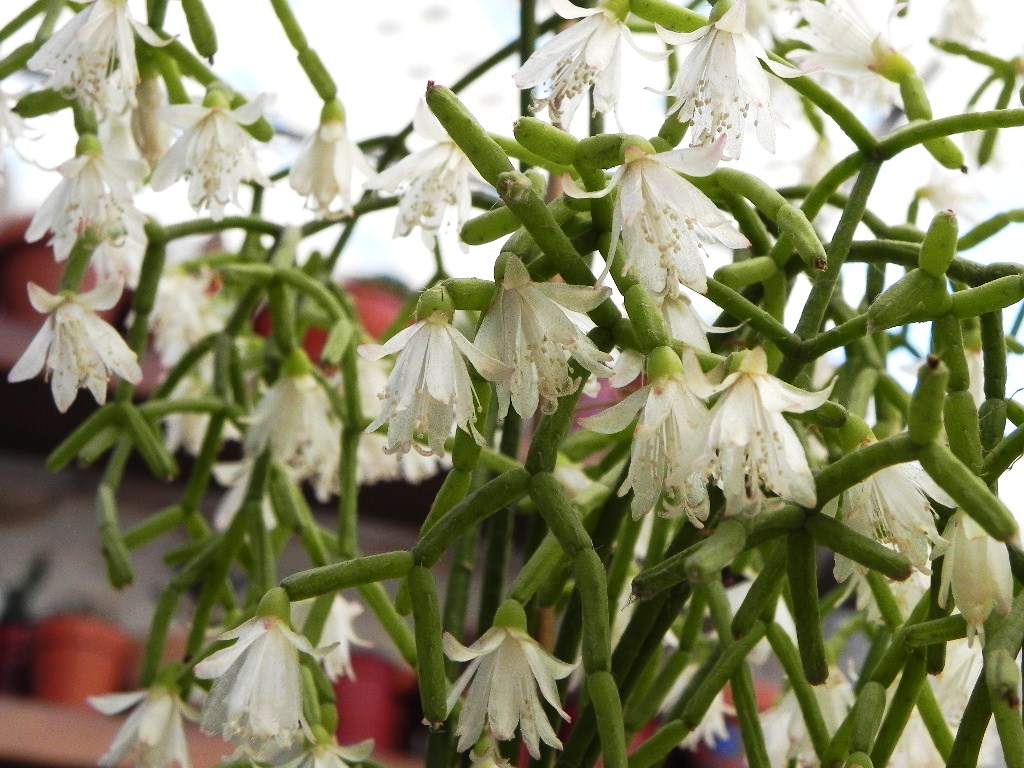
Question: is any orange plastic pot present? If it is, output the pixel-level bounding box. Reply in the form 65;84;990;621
30;614;131;707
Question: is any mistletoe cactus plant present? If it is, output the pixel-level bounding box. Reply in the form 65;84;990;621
3;0;1024;766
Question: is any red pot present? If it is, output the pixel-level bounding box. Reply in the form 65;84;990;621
334;652;417;752
30;614;132;707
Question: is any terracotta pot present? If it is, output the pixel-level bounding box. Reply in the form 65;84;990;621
30;614;131;707
334;653;417;752
0;217;122;322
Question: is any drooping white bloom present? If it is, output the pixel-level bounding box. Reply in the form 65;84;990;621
27;0;165;114
245;362;341;502
685;347;832;515
657;0;804;157
937;0;988;45
0;87;25;186
829;458;952;582
26;136;148;269
582;348;710;524
660;664;735;751
443;602;578;758
346;357;448;485
659;292;737;352
364;99;481;250
151;92;271;221
277;736;375;768
514;0;665;129
291;595;371;683
761;668;853;768
475;253;613;420
89;685;195;768
565;138;748;296
194;611;324;760
790;0;901;87
290;103;372;217
148;268;228;368
936;510;1013;645
8;280;141;413
211;456;277;531
358;310;510;458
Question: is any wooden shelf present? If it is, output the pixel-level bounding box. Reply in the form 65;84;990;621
0;696;420;768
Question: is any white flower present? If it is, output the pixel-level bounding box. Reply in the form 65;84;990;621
28;0;165;114
659;292;737;352
443;604;578;758
581;348;710;525
364;100;480;250
761;668;853;768
149;268;227;368
290;105;372;217
89;685;195;768
514;0;665;129
475;253;613;420
790;0;902;88
8;280;141;413
193;611;324;760
829;458;952;581
657;0;803;158
937;0;988;45
151;92;271;221
358;310;510;458
26;137;148;267
565;138;748;296
936;509;1013;645
291;595;371;683
211;456;277;531
685;347;832;515
0;87;25;186
278;737;375;768
244;363;341;502
346;357;448;485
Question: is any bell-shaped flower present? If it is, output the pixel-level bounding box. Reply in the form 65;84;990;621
443;599;577;759
685;347;831;515
790;0;904;84
26;133;148;268
364;100;480;251
290;100;372;217
291;595;371;683
657;0;804;158
582;346;710;525
89;676;195;768
475;253;613;420
0;87;24;186
565;137;748;296
514;0;665;129
936;510;1013;645
358;302;511;458
27;0;165;114
8;279;141;413
277;728;374;768
151;89;271;221
761;667;853;767
829;457;952;582
659;292;738;352
346;357;448;485
244;352;341;501
211;455;277;531
193;589;327;760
